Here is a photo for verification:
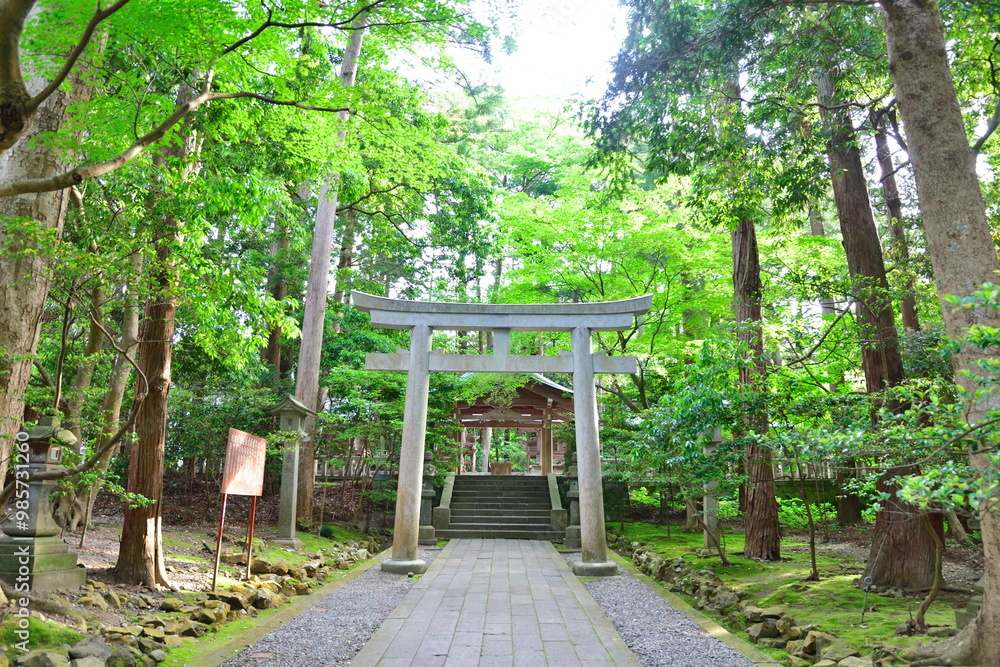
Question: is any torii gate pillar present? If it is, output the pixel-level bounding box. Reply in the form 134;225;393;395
355;292;651;577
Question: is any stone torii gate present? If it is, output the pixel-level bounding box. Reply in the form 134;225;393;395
354;292;651;577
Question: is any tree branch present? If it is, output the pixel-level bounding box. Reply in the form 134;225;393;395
0;87;348;196
25;0;132;114
972;98;1000;155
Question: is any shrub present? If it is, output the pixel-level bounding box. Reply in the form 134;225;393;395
630;486;660;507
718;499;741;520
320;524;335;539
776;497;836;530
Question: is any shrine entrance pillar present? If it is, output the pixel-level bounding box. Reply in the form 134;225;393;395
382;324;432;574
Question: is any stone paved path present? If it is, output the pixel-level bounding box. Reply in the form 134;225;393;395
350;538;642;667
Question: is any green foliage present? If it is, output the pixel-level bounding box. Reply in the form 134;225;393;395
718;499;741;521
776;497;836;530
630;486;660;508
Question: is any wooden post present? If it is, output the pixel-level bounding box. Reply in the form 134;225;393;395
212;494;229;591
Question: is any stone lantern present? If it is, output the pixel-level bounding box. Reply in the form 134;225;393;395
268;395;316;550
0;416;88;591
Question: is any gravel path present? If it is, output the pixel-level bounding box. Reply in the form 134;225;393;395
566;553;755;667
222;548;440;667
223;546;754;667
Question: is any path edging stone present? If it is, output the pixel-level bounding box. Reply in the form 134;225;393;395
606;549;783;667
185;548;391;667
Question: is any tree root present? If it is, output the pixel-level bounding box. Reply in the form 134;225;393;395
903;627;983;666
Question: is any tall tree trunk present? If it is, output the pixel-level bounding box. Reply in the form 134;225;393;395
0;60;79;491
112;237;175;588
810;208;862;524
817;70;933;586
865;470;942;590
113;79;203;587
881;2;1000;664
80;265;141;545
263;220;290;381
331;207;356;309
732;218;780;561
296;17;368;523
817;70;906;398
873;110;920;332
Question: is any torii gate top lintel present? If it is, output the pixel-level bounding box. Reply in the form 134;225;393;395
353;291;652;332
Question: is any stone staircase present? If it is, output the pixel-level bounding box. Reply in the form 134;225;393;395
436;475;564;541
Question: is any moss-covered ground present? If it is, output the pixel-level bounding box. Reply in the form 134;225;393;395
611;523;959;664
1;617;86;660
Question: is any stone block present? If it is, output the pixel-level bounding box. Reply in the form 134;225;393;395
550;508;568;532
757;638;787;649
270;560;291;576
160;597;184;612
68;637;112;661
955;609;976;630
836;657;873;667
69;657;105;667
136;638;162;655
418;524;436;546
249;558;272;574
926;626;959;638
104;648;138;667
77;595;107;611
709;591;739;613
803;630;837;655
759;605;786;619
0;536;87;592
747;621;780;643
432;506;451;530
15;651;70;667
821;638;859;663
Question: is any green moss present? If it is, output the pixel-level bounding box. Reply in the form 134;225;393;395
159;607;283;666
613;522;960;661
169;554;209;564
162;534;200;549
0;617;85;657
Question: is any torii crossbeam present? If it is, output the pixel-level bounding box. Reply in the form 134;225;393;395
354;292;652;576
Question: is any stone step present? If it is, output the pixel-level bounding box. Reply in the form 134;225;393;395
450;502;550;512
451;491;549;502
452;480;548;488
451;507;551;521
451;486;549;493
437;528;565;540
448;515;551;526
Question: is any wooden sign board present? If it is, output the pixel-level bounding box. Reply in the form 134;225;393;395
221;428;266;497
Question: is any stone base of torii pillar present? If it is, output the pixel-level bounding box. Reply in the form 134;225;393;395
353;292;652;577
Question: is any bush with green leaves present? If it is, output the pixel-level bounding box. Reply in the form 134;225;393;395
776;497;836;530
